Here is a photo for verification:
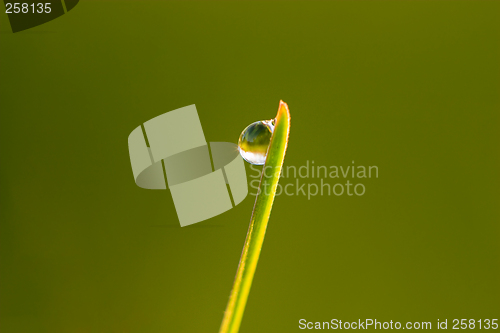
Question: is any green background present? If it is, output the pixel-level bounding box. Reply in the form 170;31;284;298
1;1;499;332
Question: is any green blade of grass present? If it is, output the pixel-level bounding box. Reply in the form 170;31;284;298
219;100;291;333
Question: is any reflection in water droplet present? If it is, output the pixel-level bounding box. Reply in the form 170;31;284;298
238;119;275;165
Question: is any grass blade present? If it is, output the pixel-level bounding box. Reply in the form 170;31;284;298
219;100;291;333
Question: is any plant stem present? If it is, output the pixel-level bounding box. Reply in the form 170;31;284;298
219;101;291;333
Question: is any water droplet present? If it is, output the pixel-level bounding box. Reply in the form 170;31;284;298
238;119;275;165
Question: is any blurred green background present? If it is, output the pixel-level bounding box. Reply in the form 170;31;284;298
1;1;499;332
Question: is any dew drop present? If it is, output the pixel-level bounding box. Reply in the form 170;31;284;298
238;119;275;165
